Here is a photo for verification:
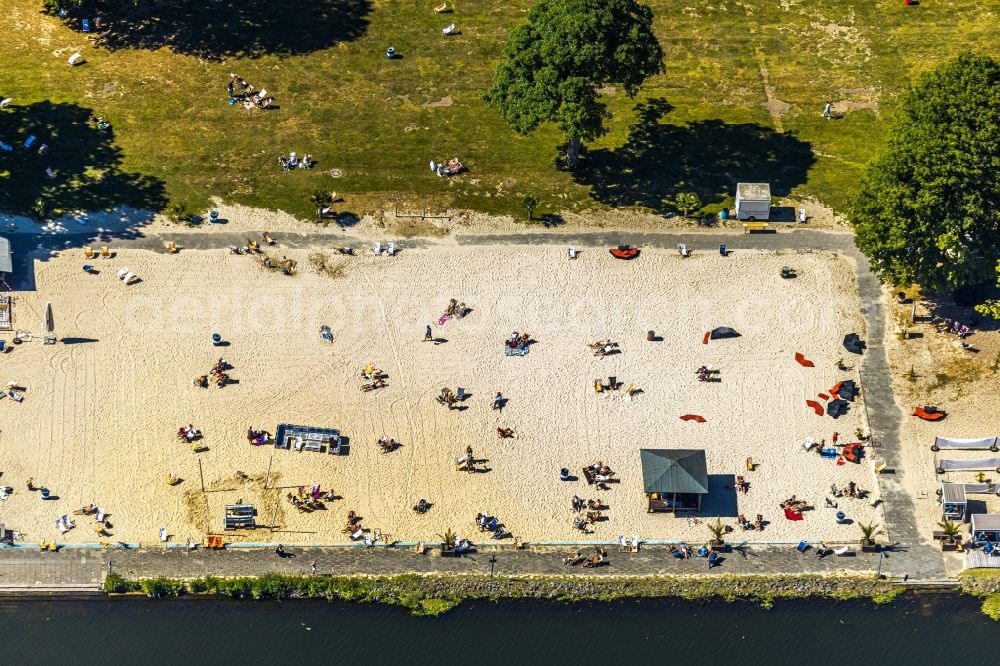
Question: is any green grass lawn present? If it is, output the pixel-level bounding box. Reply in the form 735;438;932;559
1;0;997;221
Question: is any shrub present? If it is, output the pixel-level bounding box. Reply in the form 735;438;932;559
983;594;1000;620
103;573;140;594
140;577;184;597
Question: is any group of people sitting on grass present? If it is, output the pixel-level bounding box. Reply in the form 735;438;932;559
278;152;313;171
87;114;111;132
227;73;274;109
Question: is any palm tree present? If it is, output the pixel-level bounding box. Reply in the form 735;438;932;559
437;528;456;551
707;516;726;544
859;521;881;546
937;519;962;543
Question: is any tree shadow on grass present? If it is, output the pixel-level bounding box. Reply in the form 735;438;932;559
53;0;372;60
575;98;815;214
0;101;166;220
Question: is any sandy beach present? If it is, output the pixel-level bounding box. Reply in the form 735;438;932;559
0;239;881;546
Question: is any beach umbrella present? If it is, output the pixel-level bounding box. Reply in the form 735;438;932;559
44;302;53;334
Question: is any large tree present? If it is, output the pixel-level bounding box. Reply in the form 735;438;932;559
484;0;664;168
852;53;1000;295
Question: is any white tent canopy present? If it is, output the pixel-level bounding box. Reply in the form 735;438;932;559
938;458;1000;472
932;437;999;451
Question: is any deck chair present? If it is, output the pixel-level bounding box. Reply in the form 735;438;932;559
116;267;130;281
7;390;23;402
84;246;94;258
24;135;36;150
0;98;12;109
678;243;689;257
387;241;396;256
96;508;105;523
82;18;91;32
833;545;852;556
568;246;577;259
100;246;110;258
0;142;11;152
67;52;83;66
351;528;364;540
442;23;456;35
373;242;382;255
796;540;808;553
434;2;450;12
456;387;467;401
159;527;167;542
56;518;69;533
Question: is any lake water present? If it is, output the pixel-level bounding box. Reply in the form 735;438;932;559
0;594;996;664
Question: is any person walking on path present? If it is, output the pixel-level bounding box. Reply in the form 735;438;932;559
424;324;433;342
822;101;832;120
310;560;317;575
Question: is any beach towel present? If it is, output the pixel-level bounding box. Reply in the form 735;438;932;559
794;352;814;367
784;508;804;521
806;399;824;416
680;414;706;423
817;393;829;401
914;407;944;421
504;346;528;357
438;313;451;326
702;331;710;345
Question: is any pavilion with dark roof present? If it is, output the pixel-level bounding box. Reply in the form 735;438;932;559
641;448;709;513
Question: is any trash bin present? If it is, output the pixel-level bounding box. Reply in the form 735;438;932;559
212;333;223;346
40;487;50;500
386;47;396;59
719;208;729;221
209;209;219;222
647;330;656;342
559;468;570;481
836;511;846;524
720;244;727;256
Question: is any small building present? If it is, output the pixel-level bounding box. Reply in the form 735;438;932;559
735;183;771;221
971;514;1000;543
274;423;343;454
641;448;709;513
941;482;967;520
224;504;255;530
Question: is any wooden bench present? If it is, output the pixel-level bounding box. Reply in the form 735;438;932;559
743;222;769;234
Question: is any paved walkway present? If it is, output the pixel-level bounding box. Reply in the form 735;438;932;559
101;544;877;579
1;226;946;583
0;549;104;591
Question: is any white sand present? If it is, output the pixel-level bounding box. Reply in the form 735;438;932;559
0;243;881;545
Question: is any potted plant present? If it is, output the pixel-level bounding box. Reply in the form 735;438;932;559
937;520;962;551
707;516;728;551
859;522;881;552
437;527;456;557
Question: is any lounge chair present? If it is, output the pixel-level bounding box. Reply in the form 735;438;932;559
96;508;105;523
442;23;456;35
387;241;396;256
56;518;69;533
0;98;12;109
351;528;364;540
796;540;808;553
456;387;467;401
833;545;852;556
913;406;945;421
24;135;36;149
82;18;91;32
84;246;94;258
568;246;577;259
434;2;450;11
363;533;374;547
100;246;110;258
678;243;689;258
159;527;167;542
373;242;382;255
67;52;83;66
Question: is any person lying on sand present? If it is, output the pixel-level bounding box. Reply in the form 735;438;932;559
497;427;515;438
563;551;584;565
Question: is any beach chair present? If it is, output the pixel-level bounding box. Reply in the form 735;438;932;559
456;387;467;401
833;545;852;556
442;23;456;35
434;2;450;12
387;241;397;256
0;98;12;109
7;390;22;402
351;528;364;541
84;246;94;259
568;246;576;259
100;246;110;258
81;18;91;32
56;518;69;533
678;243;689;258
796;540;808;553
159;527;167;542
67;52;83;66
373;242;382;255
96;508;105;523
0;142;11;152
24;135;36;150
